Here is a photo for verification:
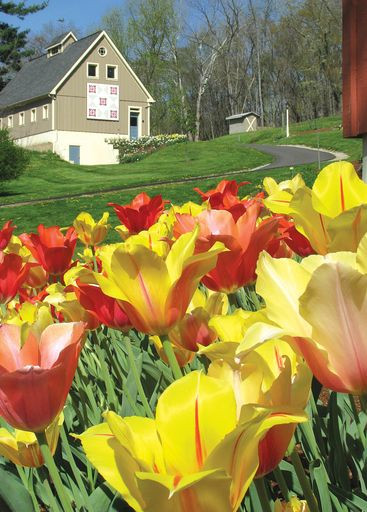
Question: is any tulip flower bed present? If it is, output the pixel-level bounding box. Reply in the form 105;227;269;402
1;162;367;511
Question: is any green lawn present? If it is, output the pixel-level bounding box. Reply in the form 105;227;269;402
0;115;363;236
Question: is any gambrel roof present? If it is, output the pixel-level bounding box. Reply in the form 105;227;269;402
0;30;154;111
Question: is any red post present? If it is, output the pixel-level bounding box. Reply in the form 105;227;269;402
343;0;367;138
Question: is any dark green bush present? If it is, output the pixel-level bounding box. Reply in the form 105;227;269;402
0;128;29;182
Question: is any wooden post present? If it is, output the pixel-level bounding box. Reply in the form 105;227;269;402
343;0;367;181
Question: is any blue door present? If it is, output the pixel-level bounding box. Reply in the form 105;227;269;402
69;145;80;164
129;112;139;140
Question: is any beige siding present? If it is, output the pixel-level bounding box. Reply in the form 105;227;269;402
2;98;52;139
228;115;258;134
55;35;150;135
63;34;76;50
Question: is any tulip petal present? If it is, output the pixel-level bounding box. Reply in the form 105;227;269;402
76;423;144;511
256;252;311;338
165;227;198;282
135;469;232;512
39;322;85;368
311;162;367;218
105;412;165;473
357;232;367;274
299;262;367;394
327;205;367;253
290;188;330;254
156;371;237;475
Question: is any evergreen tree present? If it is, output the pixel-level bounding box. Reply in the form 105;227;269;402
0;1;47;90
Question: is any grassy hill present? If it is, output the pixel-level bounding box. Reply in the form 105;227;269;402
0;115;363;235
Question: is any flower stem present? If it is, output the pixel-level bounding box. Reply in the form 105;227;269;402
36;431;74;512
124;336;154;418
60;426;92;511
254;477;272;512
162;337;183;380
16;466;39;512
273;465;290;501
290;448;320;512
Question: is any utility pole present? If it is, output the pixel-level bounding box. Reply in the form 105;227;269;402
342;0;367;181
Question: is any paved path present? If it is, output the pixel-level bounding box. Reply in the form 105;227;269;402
0;144;347;209
247;143;345;170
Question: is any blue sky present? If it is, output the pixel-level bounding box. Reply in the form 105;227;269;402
5;0;122;36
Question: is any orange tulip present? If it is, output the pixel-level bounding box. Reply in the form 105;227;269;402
0;253;33;304
0;322;85;432
174;203;280;293
194;179;252;220
20;225;77;276
0;220;15;250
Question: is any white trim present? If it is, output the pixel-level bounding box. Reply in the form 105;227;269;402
98;46;107;57
87;62;99;79
50;31;154;103
42;104;49;119
46;31;77;51
106;64;118;80
19;111;25;126
8;115;13;128
146;104;150;136
128;106;142;140
51;97;55;130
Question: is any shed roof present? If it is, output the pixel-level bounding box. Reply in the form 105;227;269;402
225;111;260;121
0;31;101;110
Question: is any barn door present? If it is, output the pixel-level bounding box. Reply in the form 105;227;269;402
69;145;80;164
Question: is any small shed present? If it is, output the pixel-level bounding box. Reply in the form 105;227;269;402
226;112;259;134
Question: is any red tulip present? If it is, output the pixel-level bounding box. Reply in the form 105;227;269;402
174;203;281;293
194;180;252;221
0;322;85;432
0;253;33;304
74;280;132;332
19;225;77;276
278;217;315;257
0;220;15;250
108;192;168;234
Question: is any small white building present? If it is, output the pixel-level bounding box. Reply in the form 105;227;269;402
226;112;259;134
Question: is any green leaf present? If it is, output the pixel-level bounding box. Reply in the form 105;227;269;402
0;467;34;512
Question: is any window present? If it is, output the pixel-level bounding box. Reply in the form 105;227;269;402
51;46;60;55
87;63;98;78
31;108;37;123
98;47;107;57
43;105;49;119
8;116;13;128
107;65;117;80
19;112;25;125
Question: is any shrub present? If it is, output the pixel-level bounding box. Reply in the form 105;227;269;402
106;133;187;164
0;129;29;182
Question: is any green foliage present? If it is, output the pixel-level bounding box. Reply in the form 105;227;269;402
0;0;47;89
107;133;187;163
0;129;29;183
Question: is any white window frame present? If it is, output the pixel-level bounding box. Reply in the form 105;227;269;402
8;115;13;128
128;106;142;140
31;108;37;123
87;62;99;79
19;112;25;125
106;64;118;80
43;105;49;119
98;46;107;57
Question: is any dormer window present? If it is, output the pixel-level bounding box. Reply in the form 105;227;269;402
87;63;98;78
51;46;60;55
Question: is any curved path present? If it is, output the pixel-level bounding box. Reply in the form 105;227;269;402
0;144;346;208
247;143;344;170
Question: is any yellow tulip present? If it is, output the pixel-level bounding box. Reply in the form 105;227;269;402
256;244;367;394
5;301;54;346
0;414;63;468
77;371;306;512
119;221;171;258
275;497;310;512
95;227;226;335
73;211;109;246
263;174;305;215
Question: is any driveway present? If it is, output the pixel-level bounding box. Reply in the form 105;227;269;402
247;143;344;170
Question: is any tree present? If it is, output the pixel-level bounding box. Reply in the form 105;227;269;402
0;0;47;90
27;21;82;57
0;128;29;184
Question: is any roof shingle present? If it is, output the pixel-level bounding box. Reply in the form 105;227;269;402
0;31;102;111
